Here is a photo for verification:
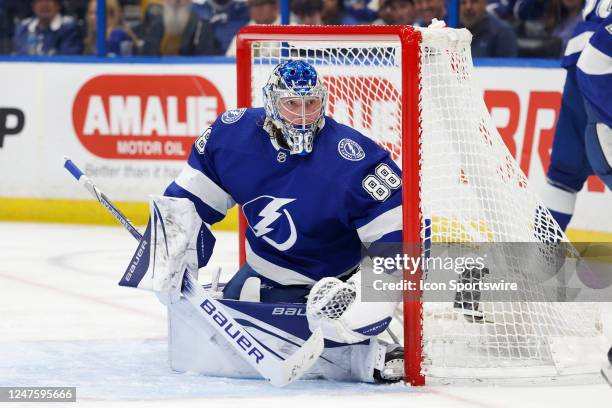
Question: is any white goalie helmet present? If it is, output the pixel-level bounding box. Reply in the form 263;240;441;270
263;60;328;155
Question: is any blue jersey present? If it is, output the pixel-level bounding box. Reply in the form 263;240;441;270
562;0;611;67
191;0;249;53
13;14;83;56
165;108;402;286
577;12;612;127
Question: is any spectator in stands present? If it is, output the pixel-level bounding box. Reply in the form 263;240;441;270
486;0;516;21
460;0;517;57
62;0;89;21
344;0;378;22
243;0;279;26
84;0;141;56
375;0;395;24
6;0;36;21
414;0;446;25
139;0;220;56
552;0;584;52
226;0;279;57
1;0;35;53
292;0;324;25
375;0;416;25
515;0;583;57
141;0;164;17
139;0;164;24
515;0;548;33
13;0;83;55
322;0;360;25
0;0;11;53
191;0;250;54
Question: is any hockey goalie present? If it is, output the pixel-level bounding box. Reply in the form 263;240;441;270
122;60;405;384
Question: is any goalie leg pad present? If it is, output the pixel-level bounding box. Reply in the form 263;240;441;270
168;296;382;382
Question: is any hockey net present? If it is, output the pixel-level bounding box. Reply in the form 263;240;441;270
236;26;605;385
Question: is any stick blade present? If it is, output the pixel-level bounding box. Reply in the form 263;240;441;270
269;328;324;387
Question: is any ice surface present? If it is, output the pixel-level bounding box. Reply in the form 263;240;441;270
1;222;611;407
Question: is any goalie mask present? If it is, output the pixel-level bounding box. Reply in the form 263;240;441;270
263;60;328;155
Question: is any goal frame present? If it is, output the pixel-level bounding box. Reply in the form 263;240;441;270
235;25;427;386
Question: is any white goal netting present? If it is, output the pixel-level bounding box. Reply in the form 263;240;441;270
244;27;605;382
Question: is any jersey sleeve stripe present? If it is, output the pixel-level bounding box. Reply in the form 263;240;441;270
356;205;402;243
565;31;594;57
540;181;577;214
245;241;316;286
164;181;226;224
577;43;612;75
174;163;235;215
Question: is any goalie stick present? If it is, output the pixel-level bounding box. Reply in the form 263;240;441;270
63;156;324;387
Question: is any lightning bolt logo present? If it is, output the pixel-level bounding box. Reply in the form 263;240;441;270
244;196;298;251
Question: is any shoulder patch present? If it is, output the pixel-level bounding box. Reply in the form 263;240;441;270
338;138;365;161
195;127;211;154
221;108;247;124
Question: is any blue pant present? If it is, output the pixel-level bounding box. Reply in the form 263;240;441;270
544;66;612;230
547;65;593;192
222;263;310;303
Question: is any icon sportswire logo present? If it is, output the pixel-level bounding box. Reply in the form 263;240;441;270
243;196;297;252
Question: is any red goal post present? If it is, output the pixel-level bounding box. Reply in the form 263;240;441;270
236;25;425;385
234;25;604;386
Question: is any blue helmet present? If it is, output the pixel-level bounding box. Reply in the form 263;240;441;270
263;60;328;155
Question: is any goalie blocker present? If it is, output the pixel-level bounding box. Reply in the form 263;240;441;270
123;196;401;383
